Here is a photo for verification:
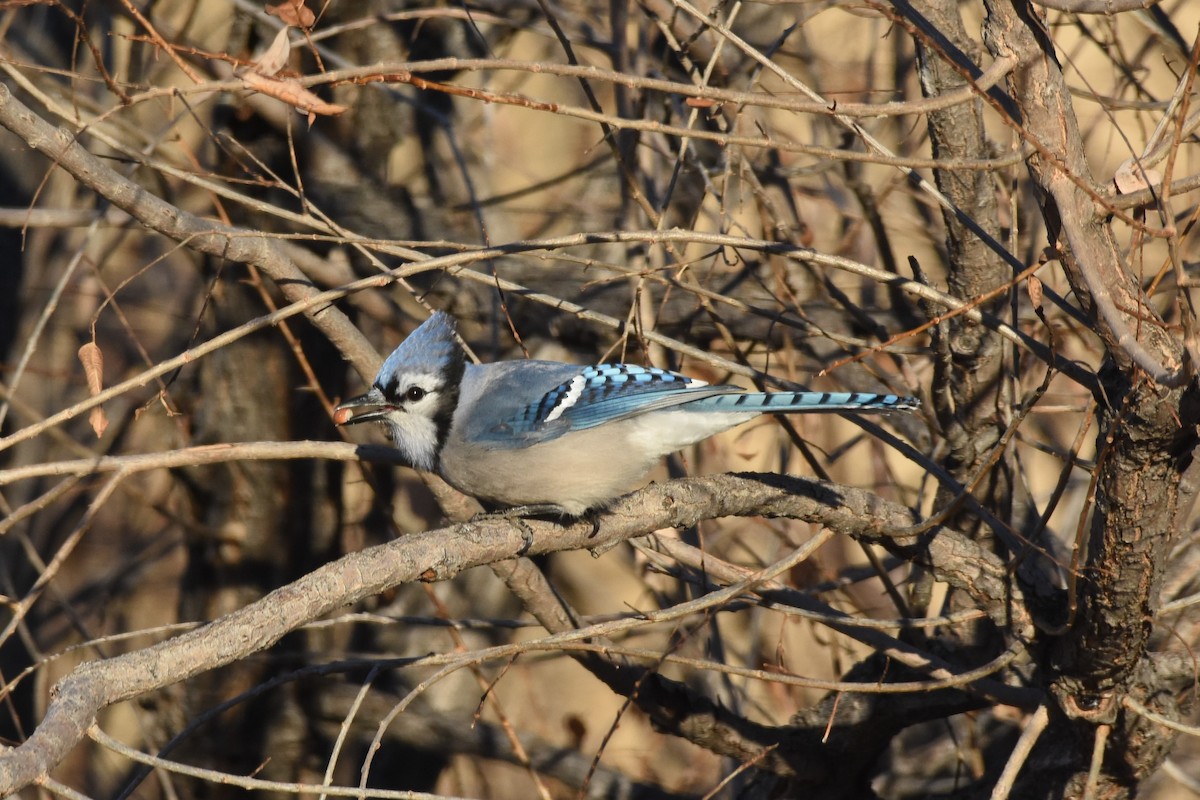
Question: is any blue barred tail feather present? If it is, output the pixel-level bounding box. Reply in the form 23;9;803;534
693;391;919;413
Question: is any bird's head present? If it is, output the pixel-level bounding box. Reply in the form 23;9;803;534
335;311;465;471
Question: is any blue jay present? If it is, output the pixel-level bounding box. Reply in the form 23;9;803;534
336;312;918;516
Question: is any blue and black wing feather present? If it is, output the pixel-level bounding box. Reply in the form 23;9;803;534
480;362;918;446
510;364;734;435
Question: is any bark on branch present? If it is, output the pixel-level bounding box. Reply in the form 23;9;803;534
0;472;1021;795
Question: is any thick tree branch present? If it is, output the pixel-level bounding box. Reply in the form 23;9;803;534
980;0;1182;382
0;472;1020;794
977;1;1199;793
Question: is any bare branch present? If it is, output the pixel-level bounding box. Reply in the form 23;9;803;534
0;472;1010;794
1031;0;1161;11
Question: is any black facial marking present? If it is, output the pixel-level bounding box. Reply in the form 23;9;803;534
430;349;465;459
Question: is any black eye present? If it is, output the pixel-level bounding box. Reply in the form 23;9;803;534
405;386;427;403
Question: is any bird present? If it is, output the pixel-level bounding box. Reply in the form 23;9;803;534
335;311;919;516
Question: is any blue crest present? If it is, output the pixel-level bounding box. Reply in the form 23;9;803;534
376;311;463;385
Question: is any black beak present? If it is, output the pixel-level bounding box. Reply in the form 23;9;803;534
334;387;393;425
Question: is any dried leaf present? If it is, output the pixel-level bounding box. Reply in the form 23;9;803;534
265;0;315;28
79;342;103;394
1114;159;1161;196
78;342;109;438
240;70;348;118
252;26;292;77
87;407;109;438
1027;275;1043;312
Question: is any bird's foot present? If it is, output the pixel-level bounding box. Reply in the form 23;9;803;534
469;504;571;555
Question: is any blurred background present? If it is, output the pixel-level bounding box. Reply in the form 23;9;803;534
1;0;1199;797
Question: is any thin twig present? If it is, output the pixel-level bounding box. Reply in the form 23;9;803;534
989;705;1051;800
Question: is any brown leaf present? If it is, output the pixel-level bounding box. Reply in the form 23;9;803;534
78;342;109;438
87;407;109;438
79;342;103;394
240;70;348;118
252;26;292;77
265;0;316;28
1027;275;1043;312
1113;159;1161;197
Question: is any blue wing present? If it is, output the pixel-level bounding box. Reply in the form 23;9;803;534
466;361;918;448
504;364;738;438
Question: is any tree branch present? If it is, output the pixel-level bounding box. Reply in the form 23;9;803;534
0;472;1018;794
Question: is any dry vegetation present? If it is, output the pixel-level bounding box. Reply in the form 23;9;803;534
1;0;1200;797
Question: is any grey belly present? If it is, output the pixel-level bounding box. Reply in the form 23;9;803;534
438;422;660;514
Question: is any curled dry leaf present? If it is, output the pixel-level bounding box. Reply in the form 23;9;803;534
265;0;316;29
237;26;346;123
239;71;348;124
78;342;109;438
1027;275;1044;312
252;26;292;78
1113;159;1162;197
